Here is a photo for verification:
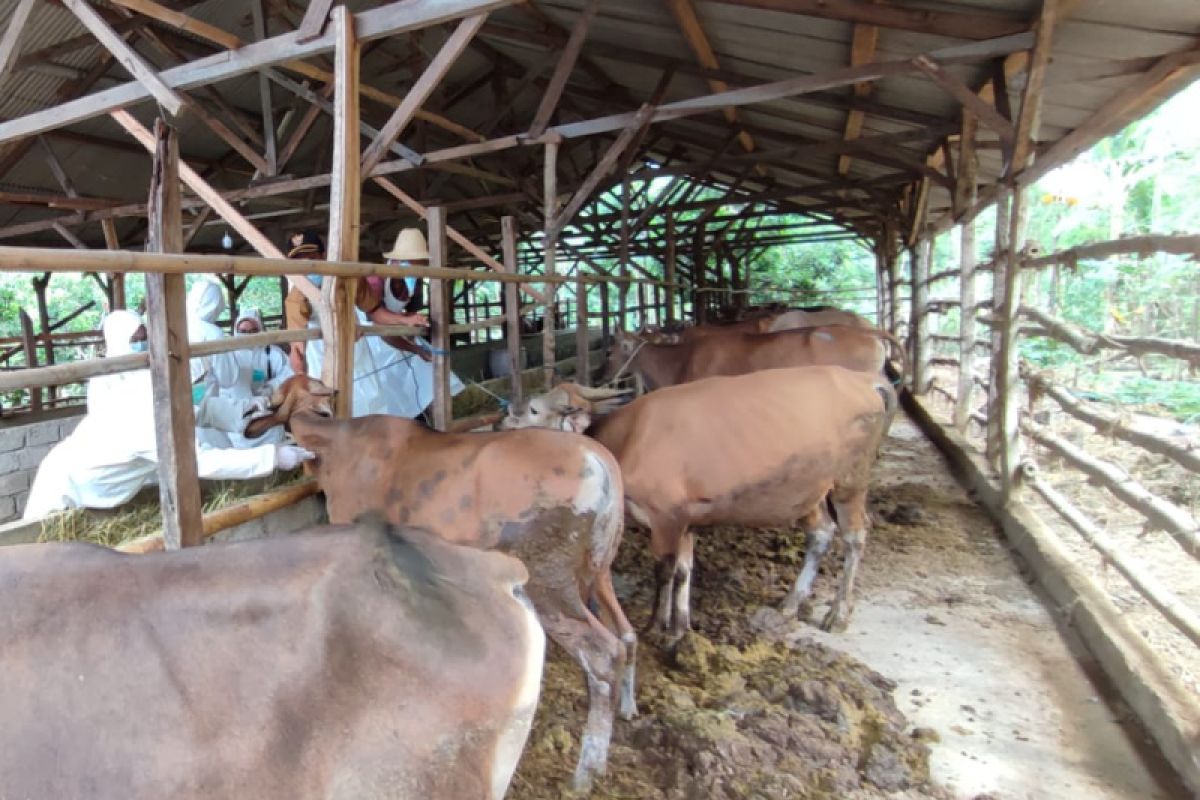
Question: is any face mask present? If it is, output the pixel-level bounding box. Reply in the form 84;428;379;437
308;274;324;288
235;328;257;338
405;276;417;294
129;341;147;353
191;383;206;405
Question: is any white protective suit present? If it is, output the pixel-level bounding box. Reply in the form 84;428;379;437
186;276;242;447
22;311;281;521
303;277;465;419
221;307;293;447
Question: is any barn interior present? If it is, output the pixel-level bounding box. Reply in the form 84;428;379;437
0;0;1198;797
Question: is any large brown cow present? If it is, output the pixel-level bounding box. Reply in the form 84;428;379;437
0;519;543;800
639;306;872;345
605;324;904;391
245;376;634;790
500;366;896;638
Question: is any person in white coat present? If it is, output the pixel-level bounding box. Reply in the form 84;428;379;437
22;310;313;521
222;307;293;447
187;276;244;447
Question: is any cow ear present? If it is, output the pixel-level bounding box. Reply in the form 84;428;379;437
308;380;336;397
243;413;281;439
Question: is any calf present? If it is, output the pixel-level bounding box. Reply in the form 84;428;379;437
501;366;896;638
246;377;635;790
0;519;542;800
500;383;632;434
606;324;904;391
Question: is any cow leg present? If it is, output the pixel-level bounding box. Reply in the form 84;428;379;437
781;504;836;618
592;568;639;720
822;492;870;632
647;518;687;634
668;529;696;640
530;592;624;791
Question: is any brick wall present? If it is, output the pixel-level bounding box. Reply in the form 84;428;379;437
0;413;83;523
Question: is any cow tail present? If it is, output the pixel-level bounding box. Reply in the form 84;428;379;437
875;331;907;385
874;379;899;437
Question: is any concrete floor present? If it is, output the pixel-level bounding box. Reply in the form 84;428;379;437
795;417;1188;800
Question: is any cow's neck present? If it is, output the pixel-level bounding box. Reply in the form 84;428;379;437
631;343;684;390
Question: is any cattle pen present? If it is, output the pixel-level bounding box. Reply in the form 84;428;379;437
0;0;1199;797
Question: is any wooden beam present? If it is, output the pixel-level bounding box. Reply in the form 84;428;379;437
144;118;203;550
543;139;558;389
360;13;486;174
61;0;184;116
108;0;242;50
251;0;278;176
295;0;335;43
666;0;755;158
528;0;600;139
838;18;879;176
0;0;36;81
575;277;590;385
52;222;88;249
706;0;1026;40
0;0;518;144
552;105;655;235
913;55;1014;145
500;215;522;402
326;6;360;413
37;136;79;198
428;206;452;429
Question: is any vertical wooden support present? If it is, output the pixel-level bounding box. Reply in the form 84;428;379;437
996;186;1031;499
910;238;931;394
693;220;708;324
501;216;522;403
145;120;203;550
618;173;630;328
885;248;899;335
100;220;126;309
326;5;360;417
18;309;41;412
637;280;649;329
599;280;610;345
575;278;590;386
428;207;452;431
986;187;1011;464
31;274;55;402
542;140;559;388
873;241;887;330
954;116;980;431
665;213;677;326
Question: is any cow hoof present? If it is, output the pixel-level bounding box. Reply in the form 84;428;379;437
820;609;849;633
779;598;813;620
619;700;639;721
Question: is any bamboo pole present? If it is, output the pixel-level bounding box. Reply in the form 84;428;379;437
1023;465;1200;648
117;480;321;554
1022;418;1200;557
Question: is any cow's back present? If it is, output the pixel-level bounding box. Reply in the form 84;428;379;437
0;525;543;800
593;366;890;526
767;308;872;331
679;326;884;383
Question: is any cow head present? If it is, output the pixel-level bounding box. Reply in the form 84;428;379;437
601;328;649;385
497;383;632;432
243;375;336;439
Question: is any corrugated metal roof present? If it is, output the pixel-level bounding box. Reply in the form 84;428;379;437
0;0;1195;248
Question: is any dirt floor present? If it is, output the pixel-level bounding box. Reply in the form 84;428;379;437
511;415;1188;800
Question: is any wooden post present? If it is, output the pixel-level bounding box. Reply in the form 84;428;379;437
145;119;203;550
874;241;887;331
637;280;649;329
17;309;41;413
885;222;900;335
618;172;630;328
910;237;931;394
543;140;558;388
693;219;708;324
575;277;590;386
31;273;55;402
954;124;980;431
665;212;677;326
599;280;610;345
986;186;1012;465
500;215;522;403
325;5;360;417
428;206;452;431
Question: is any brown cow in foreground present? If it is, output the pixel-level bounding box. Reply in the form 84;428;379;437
245;376;634;790
501;366;896;637
0;519;543;799
606;324;904;391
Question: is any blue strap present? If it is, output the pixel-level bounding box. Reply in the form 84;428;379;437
417;339;450;357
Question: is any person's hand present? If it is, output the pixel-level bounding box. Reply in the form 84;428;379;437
245;396;271;415
405;313;429;328
274;444;315;470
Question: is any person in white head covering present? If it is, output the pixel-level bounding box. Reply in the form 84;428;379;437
221;307;293;447
22;311;314;521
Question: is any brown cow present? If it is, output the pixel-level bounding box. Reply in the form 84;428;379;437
0;519;543;799
499;383;633;434
245;376;634;790
605;324;904;391
501;366;896;638
639;306;873;345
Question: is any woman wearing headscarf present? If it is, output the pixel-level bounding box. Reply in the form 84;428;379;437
221;307;293;447
23;311;313;520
